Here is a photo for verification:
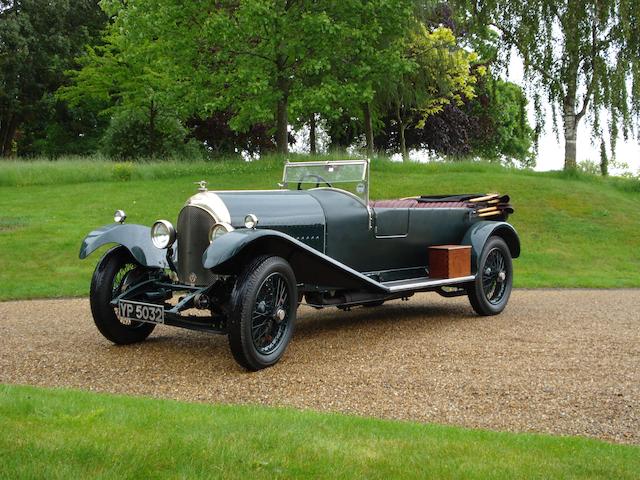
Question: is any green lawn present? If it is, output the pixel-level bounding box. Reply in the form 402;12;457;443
1;384;637;479
1;157;639;300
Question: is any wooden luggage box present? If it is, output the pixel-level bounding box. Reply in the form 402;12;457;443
428;245;471;279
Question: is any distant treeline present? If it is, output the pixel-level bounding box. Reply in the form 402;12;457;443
2;0;547;165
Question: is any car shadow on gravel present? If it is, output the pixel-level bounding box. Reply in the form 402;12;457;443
294;299;477;339
106;299;478;358
100;332;241;370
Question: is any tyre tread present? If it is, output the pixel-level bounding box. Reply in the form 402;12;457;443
467;236;513;316
228;255;297;371
90;246;156;344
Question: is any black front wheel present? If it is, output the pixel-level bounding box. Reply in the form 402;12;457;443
90;246;157;344
467;236;513;316
228;256;297;371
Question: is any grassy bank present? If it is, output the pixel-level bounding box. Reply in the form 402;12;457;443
1;157;639;300
1;384;637;479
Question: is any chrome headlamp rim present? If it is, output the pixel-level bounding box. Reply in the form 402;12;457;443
208;222;234;244
151;219;176;249
244;213;258;229
114;209;127;224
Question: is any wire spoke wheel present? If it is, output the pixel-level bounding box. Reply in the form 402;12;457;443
482;248;508;305
90;246;156;344
111;263;152;328
228;256;297;371
467;236;513;316
251;273;290;355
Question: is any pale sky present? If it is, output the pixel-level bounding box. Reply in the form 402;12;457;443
505;55;640;174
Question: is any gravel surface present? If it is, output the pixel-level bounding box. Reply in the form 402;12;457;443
1;290;638;444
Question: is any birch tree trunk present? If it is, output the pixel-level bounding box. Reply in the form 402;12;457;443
563;101;578;171
562;66;579;171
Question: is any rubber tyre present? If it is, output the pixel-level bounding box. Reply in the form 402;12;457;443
467;236;513;316
90;246;156;344
228;256;297;371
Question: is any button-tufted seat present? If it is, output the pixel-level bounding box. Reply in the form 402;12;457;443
369;199;470;209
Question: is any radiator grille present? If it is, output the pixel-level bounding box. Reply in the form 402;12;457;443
176;206;217;285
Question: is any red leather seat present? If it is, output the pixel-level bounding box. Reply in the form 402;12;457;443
369;199;470;209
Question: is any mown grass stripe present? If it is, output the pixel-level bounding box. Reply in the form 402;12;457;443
0;384;637;479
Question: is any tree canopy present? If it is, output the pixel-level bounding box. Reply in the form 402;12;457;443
452;0;640;172
375;25;481;161
2;0;547;164
0;0;106;156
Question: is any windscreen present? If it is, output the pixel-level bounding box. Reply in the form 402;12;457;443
282;160;369;203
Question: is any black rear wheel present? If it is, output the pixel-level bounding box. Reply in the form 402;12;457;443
90;246;156;344
467;236;513;316
228;256;297;371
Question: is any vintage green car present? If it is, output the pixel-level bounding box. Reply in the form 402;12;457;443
80;160;520;370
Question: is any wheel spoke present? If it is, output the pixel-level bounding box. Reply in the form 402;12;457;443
252;323;269;343
251;318;269;330
276;277;288;308
250;272;292;355
252;310;270;320
273;278;281;306
278;289;288;309
113;264;149;328
481;248;509;305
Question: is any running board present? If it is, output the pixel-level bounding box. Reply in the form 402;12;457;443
381;275;475;293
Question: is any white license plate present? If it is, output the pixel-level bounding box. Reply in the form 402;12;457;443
118;300;164;324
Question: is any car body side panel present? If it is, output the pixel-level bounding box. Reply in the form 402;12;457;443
78;224;169;268
365;208;477;273
407;208;476;248
307;189;479;273
306;189;372;269
202;228;387;292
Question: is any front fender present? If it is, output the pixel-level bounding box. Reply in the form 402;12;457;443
462;221;521;272
79;223;169;268
203;228;386;292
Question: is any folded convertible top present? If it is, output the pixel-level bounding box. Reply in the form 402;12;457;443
370;193;514;220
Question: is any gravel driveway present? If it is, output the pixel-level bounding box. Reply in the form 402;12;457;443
1;290;638;444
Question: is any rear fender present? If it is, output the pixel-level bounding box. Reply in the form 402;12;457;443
203;229;386;292
79;224;169;268
462;221;521;273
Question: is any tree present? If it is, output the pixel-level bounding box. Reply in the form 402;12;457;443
373;76;534;164
469;78;534;164
376;25;480;161
334;0;415;156
202;0;415;155
0;0;106;157
99;108;198;159
16;97;107;157
451;0;640;171
73;0;415;157
57;1;194;158
186;112;278;155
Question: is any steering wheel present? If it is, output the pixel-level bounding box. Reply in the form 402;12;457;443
296;174;333;190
